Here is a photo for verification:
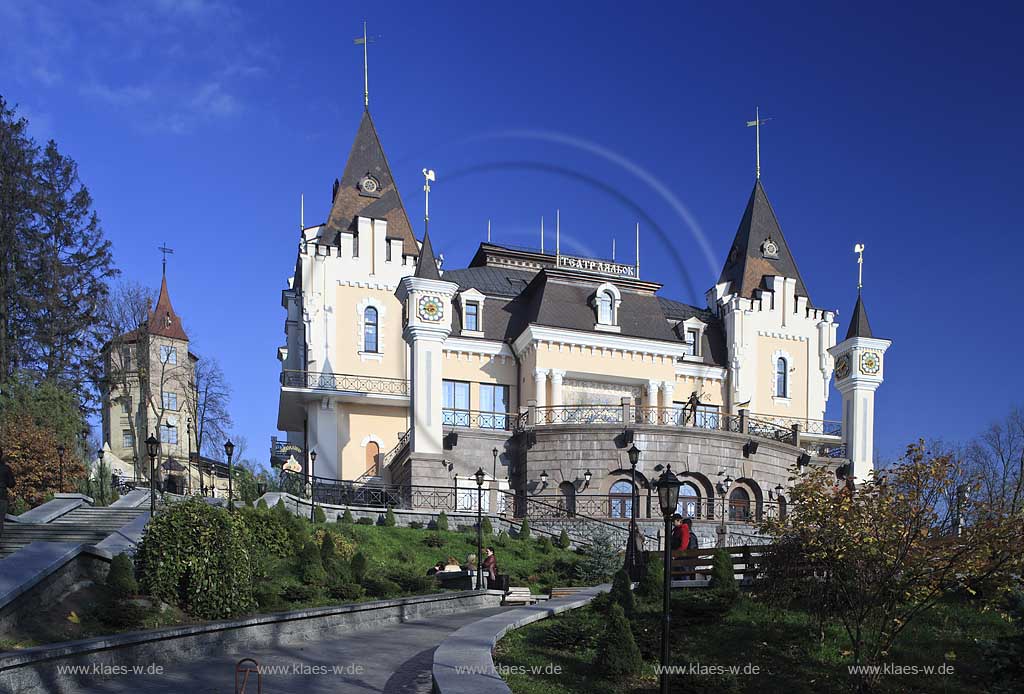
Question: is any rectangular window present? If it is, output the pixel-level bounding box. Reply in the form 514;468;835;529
479;383;509;429
160;417;178;444
442;380;470;427
465;302;480;332
159;345;177;365
122;430;134;449
120;345;133;369
162;391;177;410
684;329;699;356
386;240;393;262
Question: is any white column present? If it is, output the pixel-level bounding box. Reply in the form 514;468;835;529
308;397;339;479
533;369;549;410
646;380;660;410
661;380;675;409
549;369;565;408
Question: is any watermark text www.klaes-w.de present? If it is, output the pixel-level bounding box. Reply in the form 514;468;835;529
655;663;761;676
848;663;955;677
56;664;165;677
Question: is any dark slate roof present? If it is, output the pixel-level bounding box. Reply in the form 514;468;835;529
415;230;441;280
718;179;811;301
318;110;418;257
845;293;874;339
147;275;188;341
658;298;727;367
442;266;538;298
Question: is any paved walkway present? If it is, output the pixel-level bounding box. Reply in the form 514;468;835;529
81;606;510;694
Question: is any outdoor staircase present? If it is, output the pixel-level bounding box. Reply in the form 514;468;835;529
0;506;147;559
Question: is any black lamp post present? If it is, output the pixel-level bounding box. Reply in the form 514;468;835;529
625;443;642;579
655;465;681;694
722;474;733;524
57;444;66;494
309;449;317;521
224;439;235;510
491;447;499;480
583;469;592;488
474;467;486;590
186;418;192;495
145;435;159;516
539;470;549;488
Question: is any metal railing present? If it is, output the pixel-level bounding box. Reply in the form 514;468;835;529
536;405;624;425
442;409;513;430
280;370;409;396
749;413;842;437
746;415;797;444
382;429;411;467
807;441;848;458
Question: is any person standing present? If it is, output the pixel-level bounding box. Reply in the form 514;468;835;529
482;547;498;588
0;451;16;541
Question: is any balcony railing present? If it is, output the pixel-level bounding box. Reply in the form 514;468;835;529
281;370;409;397
536;405;624;425
746;415;798;445
524;493;788;524
442;409;513;430
749;413;842;437
382;429;411;467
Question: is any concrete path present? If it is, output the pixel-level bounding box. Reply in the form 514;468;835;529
79;606;510;694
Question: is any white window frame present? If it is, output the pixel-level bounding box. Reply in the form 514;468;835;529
122;430;134;449
771;348;793;405
162;390;177;410
159;345;177;365
592;282;622;333
355;297;386;362
680;317;706;360
458;288;486;337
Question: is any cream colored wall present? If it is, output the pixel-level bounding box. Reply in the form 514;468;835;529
440;351;518;412
672;374;726;407
332;285;407;379
337;403;410;480
753;335;809;418
532;342;675;397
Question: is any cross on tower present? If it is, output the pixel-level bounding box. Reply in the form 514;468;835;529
353;22;380;108
158;243;175;276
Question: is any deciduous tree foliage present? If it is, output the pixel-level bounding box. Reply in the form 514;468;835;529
3;413;86;505
759;441;1022;672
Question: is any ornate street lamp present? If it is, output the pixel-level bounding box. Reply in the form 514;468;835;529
57;444;66;494
224;439;235;510
655;465;681;694
539;470;549;487
624;443;642;580
145;435;159;516
491;447;499;480
474;467;486;590
721;474;733;525
309;449;317;521
186;418;193;495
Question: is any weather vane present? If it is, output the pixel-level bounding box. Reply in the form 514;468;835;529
854;243;865;293
422;168;435;234
353;22;380;108
746;106;772;180
158;242;174;276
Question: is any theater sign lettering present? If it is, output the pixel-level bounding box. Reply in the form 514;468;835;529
557;254;637;278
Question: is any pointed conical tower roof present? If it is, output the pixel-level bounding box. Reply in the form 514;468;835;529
845;293;873;339
148;274;188;341
415;230;442;280
718;179;811;301
319;110;418;257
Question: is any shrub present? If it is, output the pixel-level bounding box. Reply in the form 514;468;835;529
540;606;602;650
273;498;290;519
313;506;327;524
356;517;374;526
435;511;449;531
637;552;664;601
558;529;571;549
256;498;268;511
350;551;368;583
575;530;620;584
327;581;365;602
136;497;255;619
610;568;635;618
106;552;137;599
982;590;1024;693
385;507;396;527
236;506;292;559
387;568;436;595
495;530;509;546
423;533;445;548
709;548;738;596
408;521;424;530
593;602;642;678
320;532;337;566
481;516;493;535
340;508;354;524
362;574;402;599
671;590;735;624
299;541;327;587
537;536;553;553
518;519;530;539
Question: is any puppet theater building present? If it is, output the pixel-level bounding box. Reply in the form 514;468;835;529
274;100;891;542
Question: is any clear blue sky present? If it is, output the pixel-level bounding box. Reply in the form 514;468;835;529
3;1;1021;464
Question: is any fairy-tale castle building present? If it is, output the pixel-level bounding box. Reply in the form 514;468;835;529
276;95;890;531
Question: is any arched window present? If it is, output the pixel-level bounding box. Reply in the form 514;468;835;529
365;441;380;474
609;480;635;519
775;357;788;397
729;487;751;521
363;307;379;353
597;290;614;325
676;481;701;519
558;481;576;517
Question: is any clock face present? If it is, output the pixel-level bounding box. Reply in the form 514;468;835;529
417;295;444;322
359;174;380;195
835;353;851;380
860;351;880;375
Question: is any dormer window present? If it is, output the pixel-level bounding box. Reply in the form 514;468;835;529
465;302;479;332
458;288;486;336
592;283;622;332
679;317;706;359
684;328;700;356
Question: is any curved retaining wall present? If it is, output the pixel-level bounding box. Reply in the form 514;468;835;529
0;589;503;694
432;583;610;694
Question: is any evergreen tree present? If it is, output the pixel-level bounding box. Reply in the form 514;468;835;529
384;506;396;526
558;529;571;549
610;568;635;618
350;551;368;583
340;508;354;524
299;540;326;586
593;602;642;678
435;511;448;531
481;515;493;535
709;548;738;595
518;518;530;539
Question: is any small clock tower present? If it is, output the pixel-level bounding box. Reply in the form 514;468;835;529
396;230;458;461
828;292;891;478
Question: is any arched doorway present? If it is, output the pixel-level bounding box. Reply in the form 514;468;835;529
365;441;380;475
729;487;751;521
609;480;635;519
558;481;576;516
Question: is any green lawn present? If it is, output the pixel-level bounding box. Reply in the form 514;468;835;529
494;594;1014;694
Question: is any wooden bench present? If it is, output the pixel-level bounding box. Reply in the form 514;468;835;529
503;587;538;605
549;587;584;599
